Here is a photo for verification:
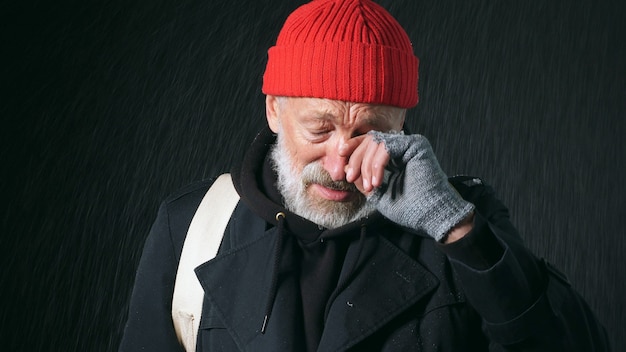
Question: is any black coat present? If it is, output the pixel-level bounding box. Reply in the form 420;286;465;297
120;130;609;351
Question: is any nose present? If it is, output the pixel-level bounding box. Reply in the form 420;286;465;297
323;141;348;181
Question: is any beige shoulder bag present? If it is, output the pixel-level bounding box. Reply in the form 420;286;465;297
171;173;240;352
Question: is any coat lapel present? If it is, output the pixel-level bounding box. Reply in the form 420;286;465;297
317;235;439;351
194;228;306;351
195;225;442;352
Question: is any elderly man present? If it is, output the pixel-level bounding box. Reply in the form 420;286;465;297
120;0;608;351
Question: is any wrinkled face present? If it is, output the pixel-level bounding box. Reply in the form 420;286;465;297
266;95;405;228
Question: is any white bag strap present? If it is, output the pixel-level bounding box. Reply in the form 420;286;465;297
171;173;240;352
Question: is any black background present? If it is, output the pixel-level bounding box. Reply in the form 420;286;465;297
1;0;624;350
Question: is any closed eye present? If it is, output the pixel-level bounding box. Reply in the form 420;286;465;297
305;129;332;142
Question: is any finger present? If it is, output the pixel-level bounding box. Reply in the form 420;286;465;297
351;174;367;195
349;167;375;196
359;137;382;192
338;134;367;158
344;136;368;183
370;144;390;188
345;134;379;184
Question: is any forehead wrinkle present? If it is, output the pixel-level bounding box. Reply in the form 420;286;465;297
316;103;400;131
284;96;402;129
351;104;403;129
326;102;389;128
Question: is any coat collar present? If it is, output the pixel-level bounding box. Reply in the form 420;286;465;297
195;223;446;351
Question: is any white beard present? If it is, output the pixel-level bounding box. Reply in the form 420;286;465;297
270;132;375;229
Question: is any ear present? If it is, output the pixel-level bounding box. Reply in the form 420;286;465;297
265;95;280;133
398;109;407;130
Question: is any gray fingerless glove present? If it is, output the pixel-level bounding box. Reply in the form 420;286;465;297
367;131;475;241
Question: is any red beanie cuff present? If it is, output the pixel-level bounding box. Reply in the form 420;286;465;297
263;41;418;108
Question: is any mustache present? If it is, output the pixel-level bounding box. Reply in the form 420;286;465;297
301;162;359;192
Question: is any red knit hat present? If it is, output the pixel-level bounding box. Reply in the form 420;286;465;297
262;0;419;108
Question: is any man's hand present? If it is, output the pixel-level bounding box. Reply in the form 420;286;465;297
339;133;390;194
338;131;475;242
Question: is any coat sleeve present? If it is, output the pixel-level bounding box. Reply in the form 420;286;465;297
438;176;610;351
119;202;186;352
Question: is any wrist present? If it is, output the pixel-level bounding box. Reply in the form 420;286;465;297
442;211;475;244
